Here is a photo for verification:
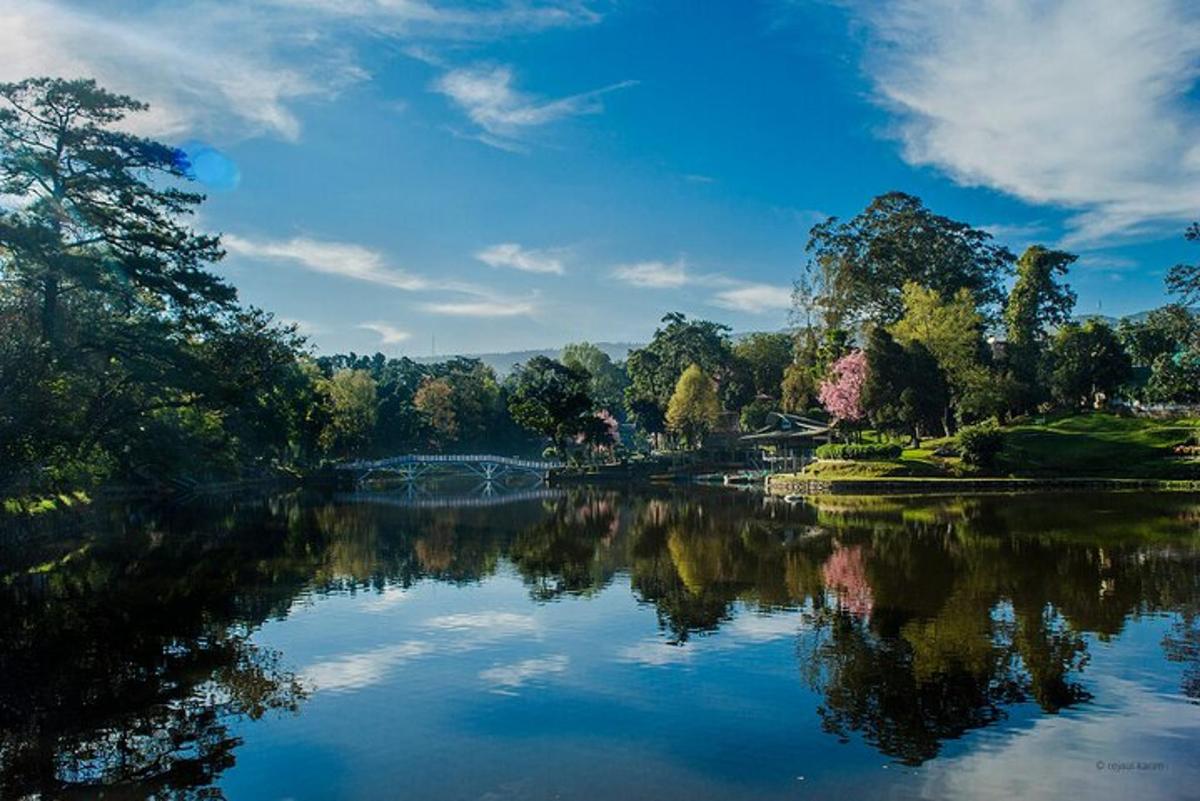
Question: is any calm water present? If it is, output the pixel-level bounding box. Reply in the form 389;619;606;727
2;488;1199;800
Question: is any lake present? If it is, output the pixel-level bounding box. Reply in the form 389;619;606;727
2;487;1198;800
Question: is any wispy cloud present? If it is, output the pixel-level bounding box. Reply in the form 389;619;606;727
476;242;565;275
224;234;433;290
358;321;413;345
304;641;434;693
0;1;604;142
478;654;568;694
850;0;1200;244
610;259;688;288
420;297;537;317
433;64;635;150
710;283;792;314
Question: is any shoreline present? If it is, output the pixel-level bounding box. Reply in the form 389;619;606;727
765;474;1200;496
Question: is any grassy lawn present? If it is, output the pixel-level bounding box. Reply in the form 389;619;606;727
783;413;1200;482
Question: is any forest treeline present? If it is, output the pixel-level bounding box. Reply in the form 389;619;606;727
2;78;1199;495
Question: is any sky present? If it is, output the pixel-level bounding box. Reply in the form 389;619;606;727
4;0;1199;356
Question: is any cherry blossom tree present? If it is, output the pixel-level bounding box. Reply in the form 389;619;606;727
818;350;867;424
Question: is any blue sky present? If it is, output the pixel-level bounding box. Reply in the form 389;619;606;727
5;0;1199;355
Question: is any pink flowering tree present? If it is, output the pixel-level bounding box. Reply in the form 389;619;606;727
818;350;867;432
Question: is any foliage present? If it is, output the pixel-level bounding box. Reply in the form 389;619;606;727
1165;221;1200;306
666;364;721;448
1004;246;1078;412
815;442;902;460
318;370;377;458
560;342;629;415
780;361;818;413
732;332;793;398
508;356;596;451
890;282;988;431
739;397;776;432
1047;321;1132;408
625;313;733;433
413;377;458;450
802;192;1014;326
818;351;867;425
956;422;1005;470
861;328;947;446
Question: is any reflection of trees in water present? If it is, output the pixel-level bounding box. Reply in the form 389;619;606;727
2;489;1197;790
0;500;312;799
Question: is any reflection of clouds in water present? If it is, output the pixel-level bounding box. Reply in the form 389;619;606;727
424;611;539;634
617;638;694;667
359;586;411;613
918;675;1200;800
302;610;542;693
722;611;805;644
479;655;569;695
304;641;434;693
617;609;806;667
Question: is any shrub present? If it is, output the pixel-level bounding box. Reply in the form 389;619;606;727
815;442;902;461
957;422;1005;469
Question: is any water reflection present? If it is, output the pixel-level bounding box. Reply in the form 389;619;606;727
1;489;1197;798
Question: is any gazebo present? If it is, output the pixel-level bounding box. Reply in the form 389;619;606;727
739;413;832;472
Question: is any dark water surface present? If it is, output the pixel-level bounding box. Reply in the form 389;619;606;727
2;488;1199;800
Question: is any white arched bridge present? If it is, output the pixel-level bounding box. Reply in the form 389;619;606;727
337;453;564;486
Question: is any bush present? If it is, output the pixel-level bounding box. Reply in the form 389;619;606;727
957;422;1005;469
815;442;902;461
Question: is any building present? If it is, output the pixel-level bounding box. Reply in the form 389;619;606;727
739;413;832;472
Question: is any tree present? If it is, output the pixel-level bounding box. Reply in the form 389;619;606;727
861;328;947;446
666;364;721;448
413;377;458;450
625;313;733;436
319;369;377;457
818;351;868;428
802;192;1014;326
780;362;818;413
508;356;596;453
1117;305;1198;367
0;78;231;343
1047;321;1132;408
732;332;794;399
890;282;988;433
1165;222;1200;306
1004;246;1078;413
561;342;629;415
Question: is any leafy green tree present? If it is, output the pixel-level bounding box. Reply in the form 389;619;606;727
0;78;231;343
413;377;458;451
862;327;947;446
318;369;377;457
561;342;629;414
780;362;818;413
890;282;988;433
733;332;794;399
1166;222;1200;306
508;356;596;453
1047;321;1132;409
625;313;733;436
1003;246;1078;413
666;364;721;448
803;192;1013;326
1117;305;1198;367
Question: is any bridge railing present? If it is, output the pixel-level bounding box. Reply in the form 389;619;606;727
339;453;564;471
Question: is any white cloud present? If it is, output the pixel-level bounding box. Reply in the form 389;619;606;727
611;260;689;289
303;640;434;693
0;0;358;141
419;297;537;317
616;639;694;668
433;64;635;149
476;242;565;275
358;321;413;345
423;611;540;633
710;283;792;314
853;0;1200;244
478;654;568;694
223;234;433;291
